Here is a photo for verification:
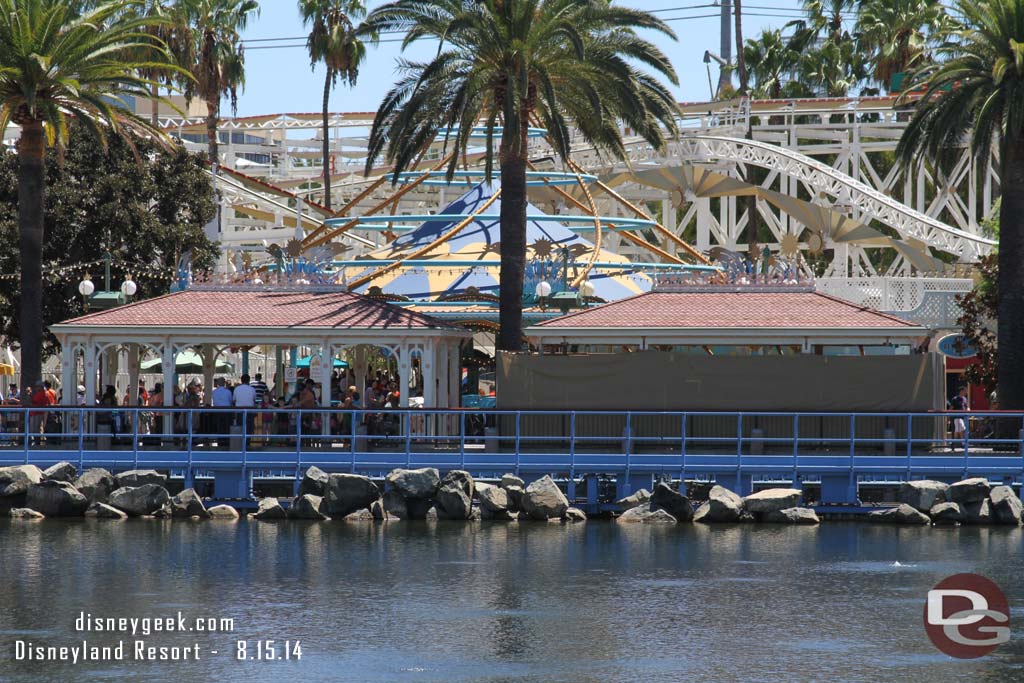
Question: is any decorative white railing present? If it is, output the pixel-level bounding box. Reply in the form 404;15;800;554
816;277;973;330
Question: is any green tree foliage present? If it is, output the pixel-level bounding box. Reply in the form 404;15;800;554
856;0;951;90
0;126;219;356
956;254;998;396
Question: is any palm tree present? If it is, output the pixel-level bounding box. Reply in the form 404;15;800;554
856;0;950;91
135;1;191;127
744;29;801;100
299;0;368;211
896;0;1024;409
179;0;259;164
0;0;180;387
363;0;679;351
734;0;747;94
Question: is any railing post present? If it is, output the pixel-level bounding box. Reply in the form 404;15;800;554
514;412;521;476
186;411;194;485
241;409;248;470
569;411;576;480
905;413;913;479
404;412;412;468
680;412;687;483
78;408;85;471
22;407;29;463
295;409;303;462
962;411;970;479
848;413;856;497
350;409;357;473
459;411;466;470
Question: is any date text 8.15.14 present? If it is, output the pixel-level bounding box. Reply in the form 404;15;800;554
236;640;302;661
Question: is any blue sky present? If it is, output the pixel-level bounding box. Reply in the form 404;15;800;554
234;1;821;117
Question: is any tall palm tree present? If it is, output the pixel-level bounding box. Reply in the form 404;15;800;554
363;0;679;351
0;0;180;387
135;0;191;127
744;29;801;100
896;0;1024;409
856;0;950;91
179;0;259;164
734;0;747;94
299;0;368;211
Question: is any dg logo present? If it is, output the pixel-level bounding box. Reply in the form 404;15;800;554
924;573;1011;659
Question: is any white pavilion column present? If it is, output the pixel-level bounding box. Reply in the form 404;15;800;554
448;342;461;408
59;339;75;405
354;345;367;397
398;342;411;408
127;344;140;402
422;340;436;408
83;341;98;405
201;344;216;405
436;341;448;410
319;339;333;408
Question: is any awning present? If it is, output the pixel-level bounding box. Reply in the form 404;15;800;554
140;351;234;375
0;363;14;376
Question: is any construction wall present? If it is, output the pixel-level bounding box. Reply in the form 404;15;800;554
497;352;944;412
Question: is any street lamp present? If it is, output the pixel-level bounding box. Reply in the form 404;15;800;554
120;276;137;298
535;281;552;298
579;280;596;298
78;274;95;311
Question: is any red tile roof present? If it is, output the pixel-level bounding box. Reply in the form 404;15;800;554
59;288;461;330
532;290;920;330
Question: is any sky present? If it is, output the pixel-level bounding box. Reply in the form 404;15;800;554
233;0;829;118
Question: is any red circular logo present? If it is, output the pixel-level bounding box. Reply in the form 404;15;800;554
924;573;1010;659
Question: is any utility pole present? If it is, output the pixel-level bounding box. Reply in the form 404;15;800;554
718;0;732;95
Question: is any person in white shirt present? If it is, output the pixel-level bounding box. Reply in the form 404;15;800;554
233;374;257;439
210;377;233;446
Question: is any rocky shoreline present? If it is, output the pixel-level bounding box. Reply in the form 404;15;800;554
1;464;1021;527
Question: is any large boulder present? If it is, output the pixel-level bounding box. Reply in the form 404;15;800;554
297;466;329;498
84;503;128;520
563;507;587;523
897;480;948;512
962;499;992;525
693;485;743;523
476;483;509;514
168;489;208;519
0;465;44;497
435;470;475;520
24;481;89;517
503;485;525;513
868;504;930;525
743;488;802;515
42;462;78;483
500;474;525;489
405;498;436;520
481;507;516;521
616;489;651;511
114;470;167;489
930;501;964;524
947;478;991;505
385;468;440;500
650;483;694;522
521;476;569;520
253;497;287;521
207;504;240;520
108;484;170;517
763;507;820;524
323;473;380;518
74;468;116;504
289;494;329;520
381;490;408;520
10;508;44;520
617;504;677;523
989;486;1024;525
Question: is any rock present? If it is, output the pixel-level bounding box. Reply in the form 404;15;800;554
74;468;116;504
563;507;587;523
253;497;287;520
963;499;992;525
989;486;1023;525
617;504;677;523
500;474;525;489
686;480;714;502
868;504;931;525
207;504;240;520
323;473;380;518
521;476;569;520
897;480;948;512
476;483;509;513
930;501;964;524
0;465;44;497
25;481;89;517
84;503;129;520
42;462;78;483
370;499;399;521
693;485;743;523
481;507;516;521
947;478;991;504
743;488;802;515
405;497;435;520
289;494;329;520
108;484;171;517
650;482;694;522
763;507;820;524
435;470;474;520
504;485;525;513
385;468;440;500
381;490;408;520
9;508;44;520
297;466;330;497
168;489;208;519
114;470;167;489
616;489;651;510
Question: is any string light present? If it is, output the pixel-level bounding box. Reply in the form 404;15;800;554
0;258;178;283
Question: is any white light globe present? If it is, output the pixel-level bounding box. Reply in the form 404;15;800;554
78;279;95;297
535;281;552;298
579;280;596;297
120;279;137;297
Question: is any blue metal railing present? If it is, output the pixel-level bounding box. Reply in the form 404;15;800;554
1;407;1022;491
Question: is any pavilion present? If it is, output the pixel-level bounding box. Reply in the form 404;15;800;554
50;285;471;413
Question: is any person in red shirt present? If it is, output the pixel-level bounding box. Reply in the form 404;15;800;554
29;381;53;443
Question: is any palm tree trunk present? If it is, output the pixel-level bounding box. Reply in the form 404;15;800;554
205;100;219;164
322;70;332;211
734;0;748;94
497;125;529;352
998;136;1024;410
17;121;45;388
151;81;160;128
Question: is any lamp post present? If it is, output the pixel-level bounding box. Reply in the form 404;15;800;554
77;274;95;312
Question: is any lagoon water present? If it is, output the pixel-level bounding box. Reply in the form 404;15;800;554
0;519;1022;683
